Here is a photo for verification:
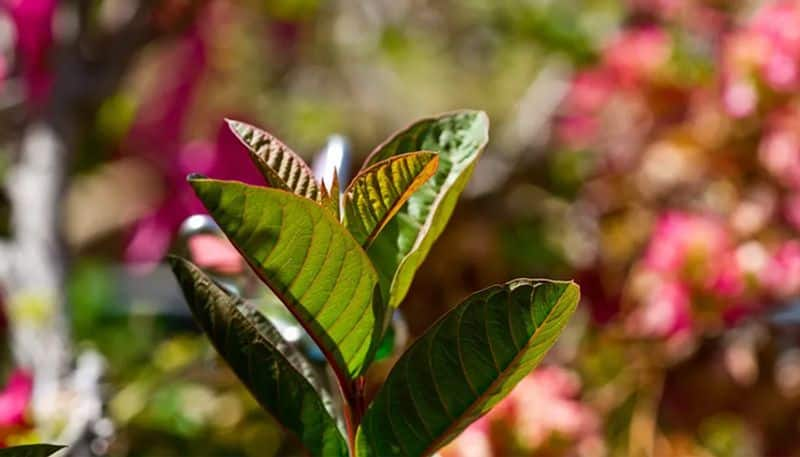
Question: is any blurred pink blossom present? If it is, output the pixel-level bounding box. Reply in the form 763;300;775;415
439;417;492;457
556;115;598;148
4;0;56;106
187;234;243;275
443;366;599;456
500;366;598;448
708;254;745;298
643;211;730;277
627;279;691;339
123;30;262;268
604;27;671;88
564;69;615;114
125;124;263;268
722;77;758;118
556;27;670;149
0;369;32;429
759;108;800;189
761;240;800;297
0;55;6;91
722;1;800;115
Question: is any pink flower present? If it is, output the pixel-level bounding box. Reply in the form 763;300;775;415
759;108;800;189
721;1;800;114
125;124;263;268
564;69;616;113
707;254;745;298
750;2;800;59
439;417;492;457
503;366;598;448
556;115;599;148
722;76;758;118
643;211;730;277
627;279;691;339
604;27;671;88
0;369;32;428
761;240;800;298
187;234;243;275
122;29;262;268
0;55;6;91
4;0;57;106
444;366;599;455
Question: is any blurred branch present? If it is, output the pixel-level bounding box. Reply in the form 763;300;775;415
4;122;72;436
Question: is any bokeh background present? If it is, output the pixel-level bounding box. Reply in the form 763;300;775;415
2;0;800;456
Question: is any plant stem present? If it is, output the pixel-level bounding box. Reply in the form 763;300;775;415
339;376;367;456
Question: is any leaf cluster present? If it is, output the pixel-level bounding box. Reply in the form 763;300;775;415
169;111;580;456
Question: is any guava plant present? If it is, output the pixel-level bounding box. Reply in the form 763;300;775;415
169;110;580;457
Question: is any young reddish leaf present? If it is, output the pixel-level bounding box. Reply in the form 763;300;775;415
318;167;341;220
226;119;320;200
343;151;439;247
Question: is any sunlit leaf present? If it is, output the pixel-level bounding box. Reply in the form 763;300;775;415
343;151;438;247
226;119;319;199
189;177;385;379
0;445;65;457
364;111;489;307
356;279;579;456
169;256;348;457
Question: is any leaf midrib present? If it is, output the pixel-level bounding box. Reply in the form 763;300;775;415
219;211;358;395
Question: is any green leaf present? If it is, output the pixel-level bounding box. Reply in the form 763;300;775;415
169;256;348;457
364;111;489;307
343;152;439;247
189;177;385;379
226;119;320;200
0;445;65;457
356;279;579;457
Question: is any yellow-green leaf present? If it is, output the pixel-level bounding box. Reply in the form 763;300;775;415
343;151;439;247
356;279;579;457
188;177;385;379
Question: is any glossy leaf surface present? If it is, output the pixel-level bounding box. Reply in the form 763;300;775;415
169;256;348;457
356;279;579;457
364;111;489;307
343;151;438;247
227;119;319;199
189;177;384;378
0;445;65;457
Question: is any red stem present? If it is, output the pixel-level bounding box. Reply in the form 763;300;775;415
342;376;367;456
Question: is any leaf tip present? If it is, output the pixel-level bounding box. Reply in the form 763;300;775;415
224;117;244;132
225;117;247;134
187;173;207;182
